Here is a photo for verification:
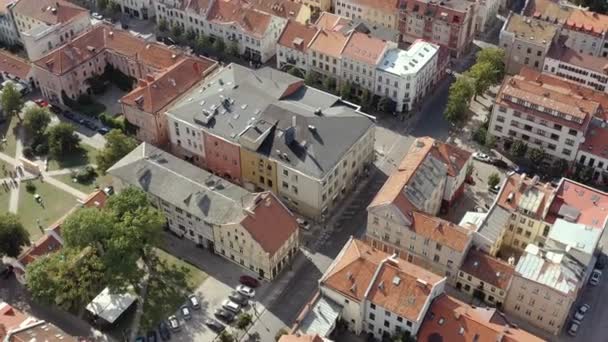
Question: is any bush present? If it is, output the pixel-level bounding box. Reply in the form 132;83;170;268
22;146;33;159
473;126;488;145
75;166;96;183
25;181;36;193
33;142;49;156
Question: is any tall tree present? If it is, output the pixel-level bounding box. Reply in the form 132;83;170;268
476;48;505;82
304;71;319;86
48;123;81;159
527;147;546;167
510;140;528;158
26;246;105;311
359;88;371;109
550;158;569;177
236;313;253;337
469;62;495;98
157;18;169;33
339;81;352;99
96;129;138;173
0;213;29;258
322;77;336;93
194;34;212;53
170;24;183;41
227;41;240;57
23;106;51;140
1;82;24;121
213;38;226;54
218;331;235;342
488;172;500;188
97;0;109;11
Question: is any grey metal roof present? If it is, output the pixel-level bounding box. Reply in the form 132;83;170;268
107;143;250;225
475;204;511;246
298;295;342;337
166;63;375;179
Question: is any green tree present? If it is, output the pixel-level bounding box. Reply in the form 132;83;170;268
157;18;169;33
488;172;500;188
26;246;105;311
213;38;225;54
359;88;371;109
470;62;495;98
322;77;336;93
444;76;474;122
286;67;303;78
185;28;197;43
23;106;51;140
47;123;80;159
575;165;594;185
194;34;212;53
236;313;253;335
304;71;319;86
98;0;109;11
527;148;545;167
108;1;121;16
550;158;569;178
377;96;395;113
476;48;505;82
96;129;138;174
227;40;240;57
170;24;183;41
339;81;352;99
1;82;24;121
485;135;497;148
510;140;528;158
218;332;235;342
0;213;29;258
275;328;288;341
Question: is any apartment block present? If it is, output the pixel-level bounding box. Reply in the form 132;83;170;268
0;302;79;341
11;0;91;60
456;248;514;308
499;13;558;74
577;121;608;184
120;56;218;147
417;294;544;341
164;64;375;219
543;42;608;93
487;69;597;162
315;11;401;42
318;237;446;338
276;21;318;74
475;0;501;31
116;0;154;19
0;0;19;46
366;137;473;279
398;0;477;58
332;0;399;31
108;143;300;280
0;50;35;87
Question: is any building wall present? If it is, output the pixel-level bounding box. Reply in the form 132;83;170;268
240;148;279;193
320;286;365;333
475;0;500;31
167;116;206;166
342;54;378;93
577;150;608;184
0;5;20;46
562;28;605;57
542;57;608;93
276;44;308;73
499;30;550;75
122;103;169;147
203;132;242;184
501;213;550;251
456;270;508;307
308;48;342;83
333;0;398;30
503;275;574;335
118;0;154;20
487;103;585;161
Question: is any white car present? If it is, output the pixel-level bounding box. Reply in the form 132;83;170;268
236;285;255;298
590;269;602;286
92;12;103;20
168;315;181;331
473;152;491;163
568;320;581;336
574;304;590;321
222;299;241;313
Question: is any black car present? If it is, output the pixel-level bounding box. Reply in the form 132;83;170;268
158;321;171;341
48;105;62;114
204;319;225;334
491;159;509;169
214;308;235;323
97;127;110;135
229;292;248;306
147;330;158;342
83;120;97;130
62;111;76;120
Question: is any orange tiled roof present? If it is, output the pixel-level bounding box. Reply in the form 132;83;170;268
460;249;514;290
121;56;217;114
17;232;63;267
308;29;349;58
206;0;272;38
341;32;387;65
409;212;472;252
346;0;398;12
496;173;555;221
546;179;608;229
580;123;608;158
277;21;318;52
13;0;87;25
0;51;31;80
524;0;572;23
547;41;608;75
183;0;213;14
230;0;305;21
315;12;350;30
0;303;28;332
367;259;443;322
565;9;608;35
240;192;298;255
278;335;324;342
82;189;109;208
418;294;545;342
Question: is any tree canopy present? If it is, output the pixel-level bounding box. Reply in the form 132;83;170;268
23;106;51;139
48;123;81;158
1;82;23;119
96;129;138;174
0;213;29;258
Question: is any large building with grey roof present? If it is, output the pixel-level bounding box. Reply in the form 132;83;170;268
108;143;299;280
165;63;375;219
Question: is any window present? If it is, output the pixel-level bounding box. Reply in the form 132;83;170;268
369;313;376;320
370;303;376;310
436;243;442;251
433;254;440;262
384;321;390;328
562;148;572;156
385;311;391;317
397;316;403;322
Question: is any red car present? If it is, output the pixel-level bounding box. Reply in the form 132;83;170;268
34;99;48;107
239;275;260;288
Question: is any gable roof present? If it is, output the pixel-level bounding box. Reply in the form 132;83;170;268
0;51;31;80
308;29;349;58
12;0;87;25
279;334;325;342
206;0;273;38
277;20;318;52
341;32;387;65
460;248;514;290
409;212;472;252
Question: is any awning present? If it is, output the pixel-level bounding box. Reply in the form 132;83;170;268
86;287;137;324
298;296;342;338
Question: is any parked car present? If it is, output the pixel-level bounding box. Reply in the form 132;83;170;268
229;292;249;306
595;255;606;270
512;165;528;174
239;275;260;288
221;299;241;313
180;305;192;320
204;319;225;333
83;120;97;130
34;99;48;107
489;185;500;194
296;218;310;230
473;152;491;163
568;320;581;336
62;111;76;120
168;315;180;331
188;294;200;310
589;269;602;286
158;321;171;341
48;105;61;114
491;159;509;169
236;284;255;298
134;336;145;342
574;304;590;321
214;308;235;323
91;12;103;20
147;330;158;342
97;127;110;135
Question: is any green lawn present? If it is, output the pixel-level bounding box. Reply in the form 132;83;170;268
140;249;208;330
53;172;113;194
0;116;19;157
18;179;77;240
0;158;13;174
47;144;99;171
0;187;10;212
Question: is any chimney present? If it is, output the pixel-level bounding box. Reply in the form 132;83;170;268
137;79;148;88
145;74;155;82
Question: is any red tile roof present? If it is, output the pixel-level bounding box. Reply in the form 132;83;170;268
341;32;387;65
0;51;31;80
409;212;472;252
547;43;608;76
347;0;398;12
206;0;272;38
121;56;217;114
460;249;514;290
418;294;545;342
240;192;298;255
496;173;555;221
81;189;109;208
0;303;28;332
580;122;608;158
17;231;63;268
546;179;608;229
277;21;318;52
309;29;349;58
278;335;324;342
315;12;350;30
230;0;305;21
13;0;87;25
565;9;608;36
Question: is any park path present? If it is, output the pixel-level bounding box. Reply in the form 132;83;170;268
42;175;88;200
